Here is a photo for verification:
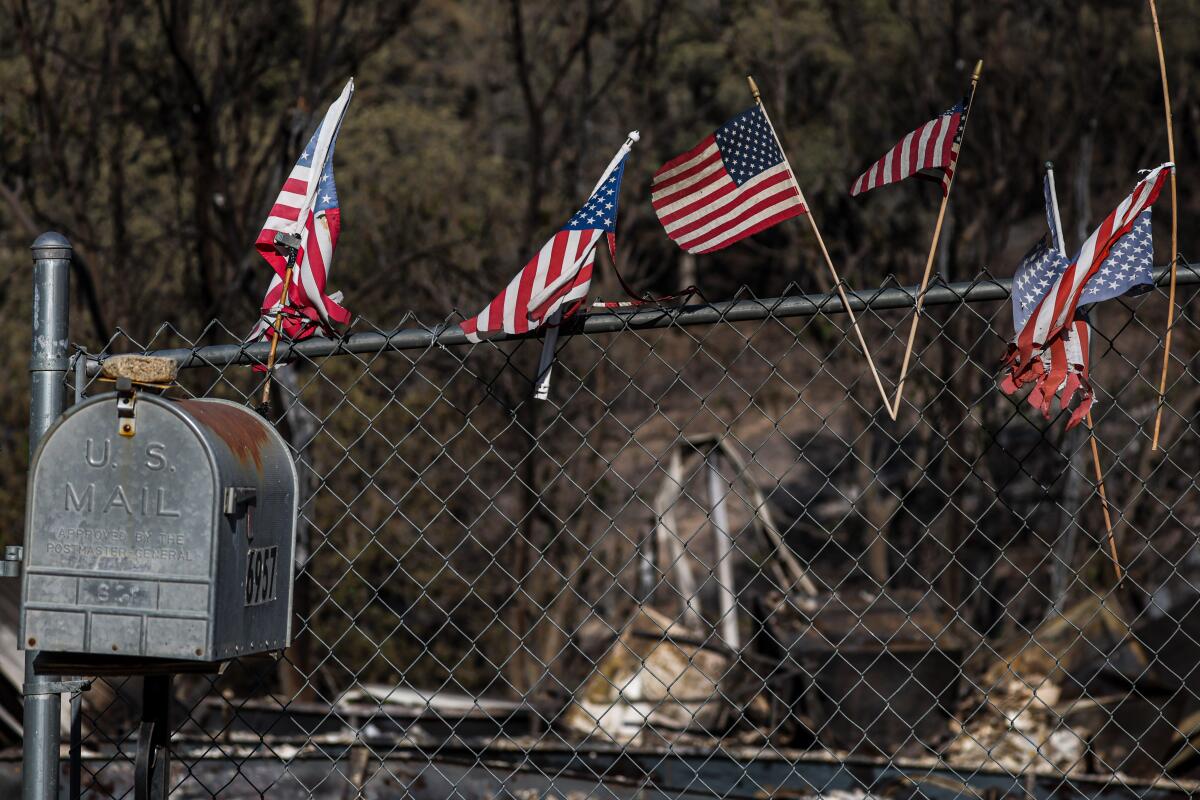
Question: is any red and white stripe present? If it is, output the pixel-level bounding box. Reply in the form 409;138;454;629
1034;318;1094;427
460;229;603;342
1002;316;1095;428
849;106;962;197
651;136;805;255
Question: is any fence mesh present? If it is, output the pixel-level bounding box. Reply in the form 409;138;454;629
61;264;1200;799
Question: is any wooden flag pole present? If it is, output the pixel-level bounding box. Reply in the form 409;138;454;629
1087;410;1124;584
1148;0;1179;452
889;60;983;419
259;233;302;409
748;75;893;414
259;267;294;408
1047;162;1122;584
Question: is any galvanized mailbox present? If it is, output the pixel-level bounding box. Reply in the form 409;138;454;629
20;391;299;663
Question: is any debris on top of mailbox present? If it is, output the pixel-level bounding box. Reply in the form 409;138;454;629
99;355;179;385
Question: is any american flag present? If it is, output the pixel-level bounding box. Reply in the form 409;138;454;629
850;100;966;197
1009;164;1172;374
1035;170;1092;424
1002;164;1173;424
651;107;805;254
1006;173;1087;419
461;134;636;341
252;79;354;342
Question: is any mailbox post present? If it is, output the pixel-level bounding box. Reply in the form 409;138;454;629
24;232;72;800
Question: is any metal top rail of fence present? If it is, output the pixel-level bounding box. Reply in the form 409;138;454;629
19;239;1200;800
80;263;1200;371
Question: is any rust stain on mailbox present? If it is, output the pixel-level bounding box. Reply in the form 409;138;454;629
178;400;269;471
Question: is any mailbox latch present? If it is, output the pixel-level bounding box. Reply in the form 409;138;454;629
223;487;257;515
224;487;257;543
116;377;137;437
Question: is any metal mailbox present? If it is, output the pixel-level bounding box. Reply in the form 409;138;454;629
19;391;299;663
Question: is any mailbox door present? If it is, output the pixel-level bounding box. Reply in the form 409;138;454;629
21;395;218;659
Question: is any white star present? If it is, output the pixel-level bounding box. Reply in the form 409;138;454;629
321;194;332;204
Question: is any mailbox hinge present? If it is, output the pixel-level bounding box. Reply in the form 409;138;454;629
116;376;137;437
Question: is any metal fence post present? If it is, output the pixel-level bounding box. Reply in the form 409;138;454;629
24;232;71;800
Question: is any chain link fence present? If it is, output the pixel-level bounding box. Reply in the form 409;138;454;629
52;259;1200;798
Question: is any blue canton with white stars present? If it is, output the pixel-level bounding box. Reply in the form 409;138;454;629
1012;239;1070;330
565;156;626;232
1082;211;1154;304
714;107;785;186
299;126;340;212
